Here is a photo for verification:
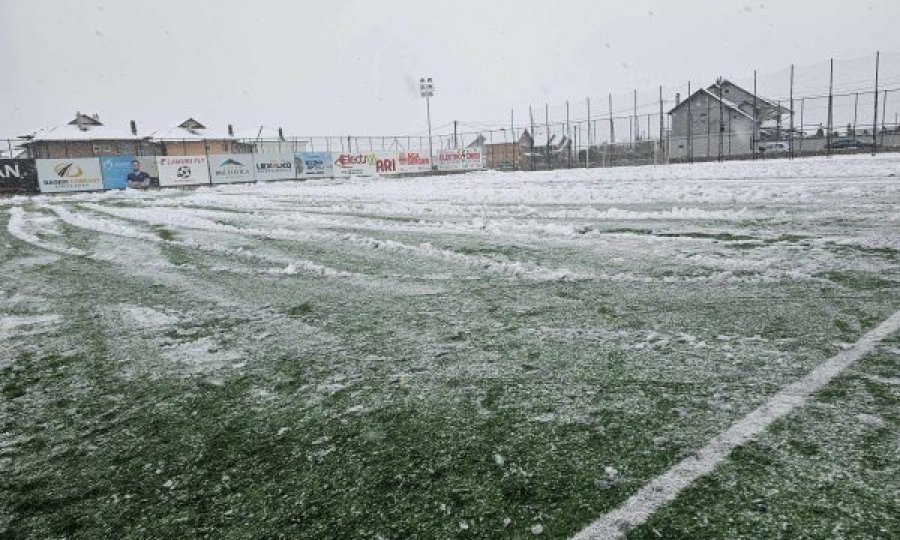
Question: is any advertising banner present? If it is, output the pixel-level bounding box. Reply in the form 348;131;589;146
156;156;211;187
0;159;39;195
295;152;333;179
254;152;295;181
100;156;159;190
36;158;104;193
332;153;376;177
332;152;402;177
396;150;432;175
435;148;485;171
208;154;256;184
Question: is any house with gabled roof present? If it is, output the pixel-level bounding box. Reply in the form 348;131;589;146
155;118;254;156
17;112;160;159
668;78;792;160
484;129;533;170
708;78;790;124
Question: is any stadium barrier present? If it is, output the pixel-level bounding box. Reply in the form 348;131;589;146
0;149;487;195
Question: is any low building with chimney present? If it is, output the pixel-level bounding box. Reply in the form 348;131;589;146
668;78;791;160
155;118;254;156
17;112;160;159
484;130;534;170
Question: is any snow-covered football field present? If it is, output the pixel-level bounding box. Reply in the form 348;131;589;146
1;154;899;539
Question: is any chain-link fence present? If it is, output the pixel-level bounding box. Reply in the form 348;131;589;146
3;51;900;171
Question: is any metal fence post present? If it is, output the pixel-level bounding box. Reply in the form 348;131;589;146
529;105;535;171
790;64;795;159
687;81;693;163
827;58;834;157
752;70;758;159
658;86;664;164
873;51;880;156
545;103;551;170
586;98;591;168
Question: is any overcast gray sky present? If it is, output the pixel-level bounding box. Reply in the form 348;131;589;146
2;0;900;139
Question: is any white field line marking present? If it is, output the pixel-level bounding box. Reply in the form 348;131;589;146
572;309;900;540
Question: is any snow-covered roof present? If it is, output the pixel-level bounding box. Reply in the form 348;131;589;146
700;89;755;120
712;79;790;115
668;88;755;121
22;122;148;142
153;125;231;140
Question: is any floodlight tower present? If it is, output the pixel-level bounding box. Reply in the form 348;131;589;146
420;77;435;170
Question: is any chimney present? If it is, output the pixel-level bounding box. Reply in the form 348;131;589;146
76;111;85;131
278;127;284;141
130;120;137;136
92;113;100;122
675;93;681;106
227;124;234;137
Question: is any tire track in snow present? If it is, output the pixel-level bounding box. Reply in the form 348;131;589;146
6;207;86;256
571;309;900;540
89;203;588;281
53;204;360;279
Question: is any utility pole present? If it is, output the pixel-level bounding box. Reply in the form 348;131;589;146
453;120;458;148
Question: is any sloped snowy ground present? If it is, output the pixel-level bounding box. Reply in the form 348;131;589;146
1;154;898;538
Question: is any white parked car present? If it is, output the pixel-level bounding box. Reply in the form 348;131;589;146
758;141;789;154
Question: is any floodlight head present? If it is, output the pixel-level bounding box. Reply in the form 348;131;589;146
419;76;435;97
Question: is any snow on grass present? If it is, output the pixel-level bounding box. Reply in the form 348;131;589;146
6;207;85;256
572;310;900;539
1;153;898;539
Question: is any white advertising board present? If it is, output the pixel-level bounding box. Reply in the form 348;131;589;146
331;152;379;177
36;158;104;193
156;156;211;187
254;152;295;181
208;154;256;184
396;150;432;175
435;148;486;171
295;152;334;179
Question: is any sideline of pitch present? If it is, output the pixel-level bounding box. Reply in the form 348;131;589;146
572;309;900;540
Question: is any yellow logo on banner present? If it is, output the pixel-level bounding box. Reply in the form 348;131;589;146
54;163;85;178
